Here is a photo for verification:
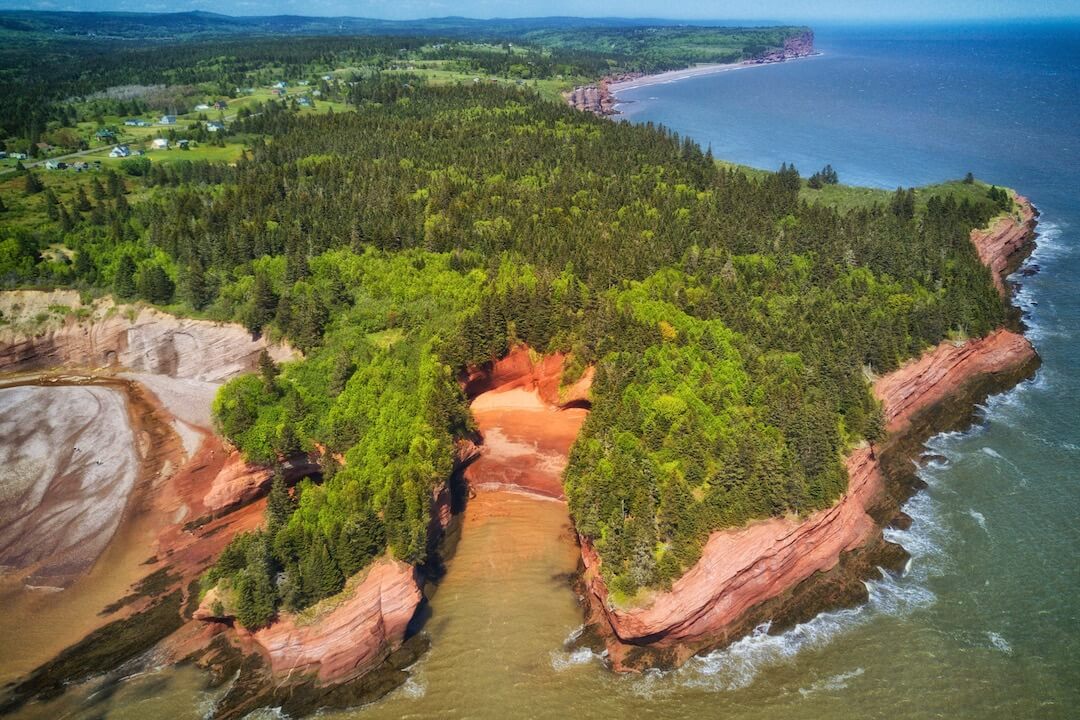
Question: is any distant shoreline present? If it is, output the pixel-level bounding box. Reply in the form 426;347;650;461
608;52;824;109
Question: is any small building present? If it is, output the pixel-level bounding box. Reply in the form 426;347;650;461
36;142;54;152
10;152;27;160
297;97;312;107
321;75;332;81
110;145;131;158
194;103;211;111
213;100;228;110
274;81;287;89
177;139;190;149
151;138;169;150
0;151;6;159
271;88;285;96
71;161;89;172
44;160;60;170
159;115;177;125
95;128;115;140
206;121;225;133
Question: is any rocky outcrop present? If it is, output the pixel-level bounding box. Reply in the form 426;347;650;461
462;346;592;408
970;193;1038;295
749;30;815;64
581;328;1038;668
0;293;291;380
876;329;1036;436
579;194;1039;669
247;559;421;684
564;73;643;115
201;451;320;517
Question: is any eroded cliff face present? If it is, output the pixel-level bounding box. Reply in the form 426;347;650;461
578;197;1039;670
749;30;815;64
0;292;292;380
461;347;591;499
970;193;1038;296
244;559;421;684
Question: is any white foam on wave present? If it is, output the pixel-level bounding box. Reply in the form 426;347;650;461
551;646;600;671
400;675;427;699
798;666;865;697
987;631;1013;654
981;446;1003;459
967;509;988;532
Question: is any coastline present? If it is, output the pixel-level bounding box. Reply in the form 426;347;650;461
565;46;820;116
610;52;824;95
575;194;1041;671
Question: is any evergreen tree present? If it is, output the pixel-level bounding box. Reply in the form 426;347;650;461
24;172;42;195
245;267;277;335
266;470;292;534
113;254;137;298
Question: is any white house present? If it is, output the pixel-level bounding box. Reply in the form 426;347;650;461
160;115;177;125
194;103;211;111
109;145;131;158
151;138;169;150
206;121;225;132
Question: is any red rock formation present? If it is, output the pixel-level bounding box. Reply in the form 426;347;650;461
463;346;592;408
876;329;1036;436
749;30;815;64
580;196;1038;668
246;559;421;684
201;451;320;516
582;330;1037;667
970;194;1038;295
462;347;591;498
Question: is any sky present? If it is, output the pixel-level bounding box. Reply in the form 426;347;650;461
2;0;1079;21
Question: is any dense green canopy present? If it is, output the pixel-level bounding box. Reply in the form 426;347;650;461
0;79;1008;622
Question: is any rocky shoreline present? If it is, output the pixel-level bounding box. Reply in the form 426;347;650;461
0;192;1042;714
574;195;1041;670
565;30;816;116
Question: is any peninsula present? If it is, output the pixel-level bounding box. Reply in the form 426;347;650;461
0;13;1042;718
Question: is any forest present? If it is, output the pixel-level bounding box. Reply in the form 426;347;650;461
0;32;1013;621
0;16;807;150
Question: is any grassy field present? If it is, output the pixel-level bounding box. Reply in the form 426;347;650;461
800;178;1014;214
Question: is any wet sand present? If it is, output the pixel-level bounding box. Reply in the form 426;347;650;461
0;385;139;585
0;379;181;683
465;387;588;498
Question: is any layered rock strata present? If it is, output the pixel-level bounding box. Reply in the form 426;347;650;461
579;197;1040;669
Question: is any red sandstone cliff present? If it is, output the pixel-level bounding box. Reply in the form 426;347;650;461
580;196;1039;669
243;559;421;684
970;193;1038;296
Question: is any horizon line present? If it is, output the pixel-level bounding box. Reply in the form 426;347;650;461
1;8;1078;24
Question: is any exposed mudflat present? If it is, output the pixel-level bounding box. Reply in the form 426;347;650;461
0;385;139;586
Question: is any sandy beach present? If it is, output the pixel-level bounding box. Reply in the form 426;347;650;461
608;52;823;100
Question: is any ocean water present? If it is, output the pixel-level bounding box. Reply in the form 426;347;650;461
12;22;1079;720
